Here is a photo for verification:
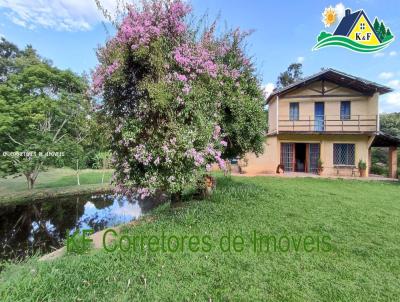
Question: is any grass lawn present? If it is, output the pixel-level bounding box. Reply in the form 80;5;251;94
0;168;113;204
1;176;400;301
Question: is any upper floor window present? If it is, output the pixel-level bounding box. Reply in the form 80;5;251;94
289;102;299;121
333;143;355;166
360;23;366;30
340;101;351;120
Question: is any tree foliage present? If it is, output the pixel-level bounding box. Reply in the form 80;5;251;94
0;39;92;188
93;0;266;198
276;63;303;89
373;19;394;42
380;113;400;138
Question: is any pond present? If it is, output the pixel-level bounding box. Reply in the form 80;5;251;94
0;194;165;261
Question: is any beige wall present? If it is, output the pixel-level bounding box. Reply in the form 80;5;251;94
242;136;279;174
243;134;375;177
267;81;379;133
268;97;277;133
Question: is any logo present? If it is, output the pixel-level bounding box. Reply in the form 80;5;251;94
66;229;93;254
313;6;395;53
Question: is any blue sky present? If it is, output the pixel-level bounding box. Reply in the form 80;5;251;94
0;0;399;112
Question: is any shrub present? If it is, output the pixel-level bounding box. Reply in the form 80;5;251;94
92;0;266;199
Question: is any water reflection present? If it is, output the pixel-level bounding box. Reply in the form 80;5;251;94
0;194;164;261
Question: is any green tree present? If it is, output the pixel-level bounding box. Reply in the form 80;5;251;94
378;21;387;41
276;63;303;89
94;151;111;184
0;38;22;83
0;41;90;189
380;113;400;137
373;18;380;34
384;28;394;42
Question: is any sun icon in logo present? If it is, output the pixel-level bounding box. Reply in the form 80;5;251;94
322;6;337;27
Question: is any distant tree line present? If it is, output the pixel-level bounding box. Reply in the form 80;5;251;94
0;38;110;189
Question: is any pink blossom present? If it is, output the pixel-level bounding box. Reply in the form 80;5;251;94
182;84;191;95
137;187;150;199
173;43;218;78
185;148;205;166
116;0;190;49
213;125;221;140
176;74;188;82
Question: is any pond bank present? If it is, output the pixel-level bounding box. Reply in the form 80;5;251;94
0;192;164;261
0;184;113;205
0;168;114;205
40;216;156;261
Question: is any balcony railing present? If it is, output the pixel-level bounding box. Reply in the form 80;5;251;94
278;115;378;133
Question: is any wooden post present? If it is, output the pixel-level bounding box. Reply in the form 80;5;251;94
388;147;398;179
368;147;372;176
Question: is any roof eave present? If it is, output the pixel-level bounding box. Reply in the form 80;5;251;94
265;68;393;103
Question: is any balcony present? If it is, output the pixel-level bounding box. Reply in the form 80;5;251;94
278;115;378;133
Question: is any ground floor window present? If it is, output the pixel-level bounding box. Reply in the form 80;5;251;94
333;143;355;166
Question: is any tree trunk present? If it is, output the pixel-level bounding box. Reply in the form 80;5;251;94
170;192;182;204
204;175;216;197
101;158;105;184
24;173;37;190
76;159;80;186
25;174;31;190
30;178;35;189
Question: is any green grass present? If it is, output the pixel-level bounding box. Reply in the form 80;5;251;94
0;168;113;204
1;176;400;301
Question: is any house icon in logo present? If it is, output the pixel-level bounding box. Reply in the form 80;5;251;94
334;9;381;46
313;7;394;53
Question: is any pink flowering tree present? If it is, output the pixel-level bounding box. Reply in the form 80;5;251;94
93;0;265;202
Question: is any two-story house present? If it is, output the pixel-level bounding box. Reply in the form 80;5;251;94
242;69;399;178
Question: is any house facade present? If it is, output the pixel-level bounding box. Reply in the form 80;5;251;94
242;69;399;178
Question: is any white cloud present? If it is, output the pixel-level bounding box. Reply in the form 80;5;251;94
297;56;305;63
379;72;394;80
389;51;397;56
387;80;400;89
334;3;346;21
373;52;385;58
262;83;275;98
386;92;400;105
380;92;400;113
0;0;132;31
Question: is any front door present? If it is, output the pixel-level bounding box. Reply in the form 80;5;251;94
314;102;325;131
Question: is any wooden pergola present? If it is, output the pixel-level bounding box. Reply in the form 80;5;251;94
370;132;400;179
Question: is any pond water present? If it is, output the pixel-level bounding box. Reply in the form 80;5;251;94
0;194;164;261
